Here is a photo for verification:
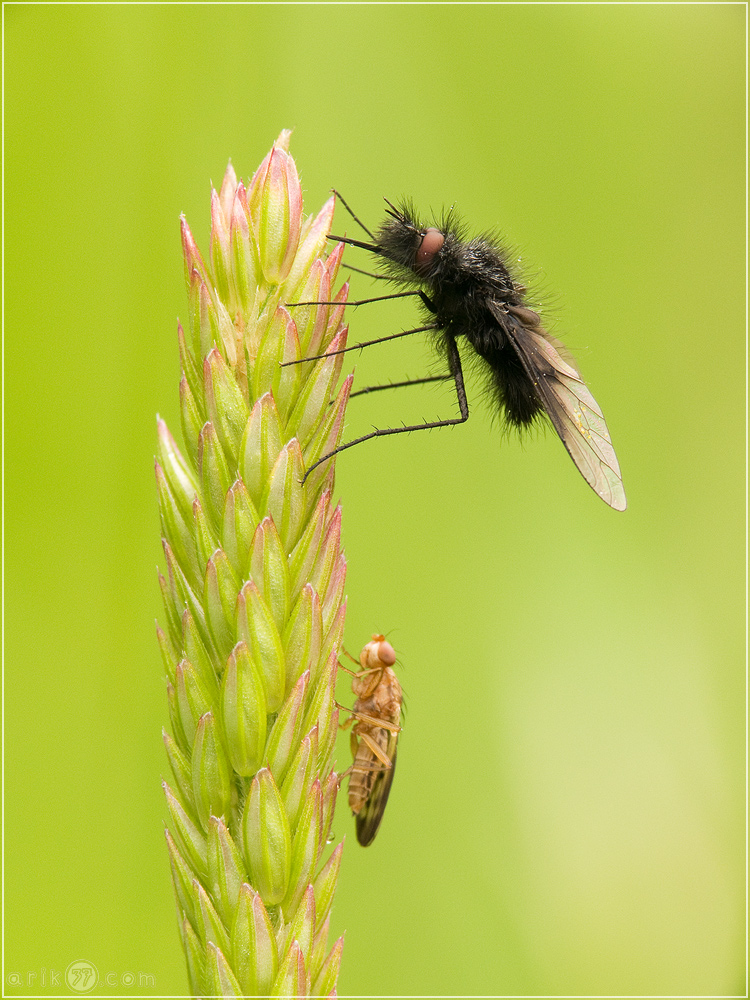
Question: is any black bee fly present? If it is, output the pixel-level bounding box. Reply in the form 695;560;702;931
289;194;626;511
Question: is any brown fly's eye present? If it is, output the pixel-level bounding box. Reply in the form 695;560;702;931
415;227;444;272
375;640;396;666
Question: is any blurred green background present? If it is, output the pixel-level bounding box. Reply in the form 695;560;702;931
5;5;745;997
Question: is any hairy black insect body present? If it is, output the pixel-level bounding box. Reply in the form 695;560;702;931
378;211;547;427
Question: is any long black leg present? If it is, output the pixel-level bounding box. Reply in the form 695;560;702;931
281;323;439;366
287;289;426;309
325;374;450;409
332;189;375;239
341;262;394;281
302;338;469;483
349;374;452;400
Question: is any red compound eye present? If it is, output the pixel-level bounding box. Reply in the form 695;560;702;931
415;227;444;272
374;640;396;666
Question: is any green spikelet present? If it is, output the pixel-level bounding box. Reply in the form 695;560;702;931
156;132;349;998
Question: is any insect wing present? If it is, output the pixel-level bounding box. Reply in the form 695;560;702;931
495;304;627;510
355;735;398;847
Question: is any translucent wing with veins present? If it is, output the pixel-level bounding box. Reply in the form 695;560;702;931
492;303;627;511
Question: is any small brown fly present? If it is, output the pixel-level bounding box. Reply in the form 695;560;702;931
339;634;403;846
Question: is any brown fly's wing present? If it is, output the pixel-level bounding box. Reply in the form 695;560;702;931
355;742;398;847
495;304;627;511
348;733;376;816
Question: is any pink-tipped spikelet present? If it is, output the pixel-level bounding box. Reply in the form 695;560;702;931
155;132;351;998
